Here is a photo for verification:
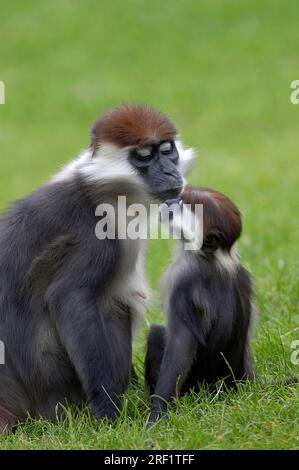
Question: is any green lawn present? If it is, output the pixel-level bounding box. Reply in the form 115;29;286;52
0;0;298;450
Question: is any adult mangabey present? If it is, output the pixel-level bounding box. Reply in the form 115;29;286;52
0;104;194;432
145;186;254;423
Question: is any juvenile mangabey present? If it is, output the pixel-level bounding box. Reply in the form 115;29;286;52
145;186;254;422
0;104;195;432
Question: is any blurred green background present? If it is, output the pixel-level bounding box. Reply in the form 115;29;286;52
0;0;298;449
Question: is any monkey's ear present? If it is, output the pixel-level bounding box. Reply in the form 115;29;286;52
201;233;220;254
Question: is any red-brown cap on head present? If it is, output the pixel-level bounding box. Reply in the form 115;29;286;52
181;186;242;250
91;104;177;151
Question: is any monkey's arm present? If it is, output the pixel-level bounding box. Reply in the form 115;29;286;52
148;318;197;424
45;240;122;421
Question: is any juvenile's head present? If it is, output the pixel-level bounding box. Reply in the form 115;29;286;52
82;104;194;201
180;186;242;253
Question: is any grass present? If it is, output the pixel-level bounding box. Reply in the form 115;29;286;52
0;0;298;450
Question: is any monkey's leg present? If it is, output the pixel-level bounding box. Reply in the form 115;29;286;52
226;332;256;387
47;287;126;422
0;405;21;434
145;324;167;394
148;319;197;424
105;307;134;394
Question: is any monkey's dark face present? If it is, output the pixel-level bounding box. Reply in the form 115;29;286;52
129;140;184;201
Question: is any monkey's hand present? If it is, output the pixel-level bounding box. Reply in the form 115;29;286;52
147;399;168;427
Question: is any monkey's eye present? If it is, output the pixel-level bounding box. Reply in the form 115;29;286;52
136;146;153;158
159;141;173;154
